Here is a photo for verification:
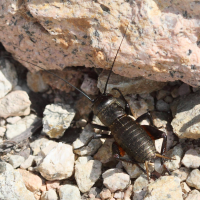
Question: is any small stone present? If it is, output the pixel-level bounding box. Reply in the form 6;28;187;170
171;86;179;98
46;180;60;191
75;156;102;193
43;103;75;139
102;168;130;192
133;175;149;192
151;111;171;128
39;140;58;157
94;138;115;165
99;188;112;200
144;176;182;200
89;187;101;198
171;167;190;182
114;191;124;199
164;144;184;171
34;191;42;200
0;91;31;118
6;114;39;139
127;97;148;119
38;143;74;180
164;95;173;104
186;169;200;190
123;185;133;200
6;116;21;124
185;190;200;200
80;74;99;95
8;155;25;169
30;136;51;156
156;90;170;100
41;189;58;200
18;168;43;192
178;83;191;96
27;71;49;93
73;124;102;156
58;184;81;200
76;119;87;128
181;149;200;168
20;155;35;169
181;182;191;199
156;100;170;112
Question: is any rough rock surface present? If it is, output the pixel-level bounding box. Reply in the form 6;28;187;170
1;0;200;87
144;176;182;200
171;91;200;139
0;58;18;98
42;104;75;139
0;91;31;118
0;162;35;200
38;143;74;181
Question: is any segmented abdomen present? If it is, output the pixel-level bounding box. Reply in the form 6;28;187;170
109;115;156;163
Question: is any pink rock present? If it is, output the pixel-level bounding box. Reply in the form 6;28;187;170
1;1;200;87
18;169;43;192
46;180;60;191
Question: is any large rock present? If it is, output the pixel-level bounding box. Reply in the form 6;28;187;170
0;91;31;118
1;1;200;87
0;162;35;200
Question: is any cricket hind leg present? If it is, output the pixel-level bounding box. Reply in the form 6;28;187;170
141;125;172;174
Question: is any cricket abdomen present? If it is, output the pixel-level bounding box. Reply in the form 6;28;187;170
109;115;156;163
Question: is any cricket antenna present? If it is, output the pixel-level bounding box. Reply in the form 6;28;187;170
0;55;95;102
103;19;131;95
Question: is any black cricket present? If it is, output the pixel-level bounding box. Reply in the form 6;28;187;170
1;19;173;180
